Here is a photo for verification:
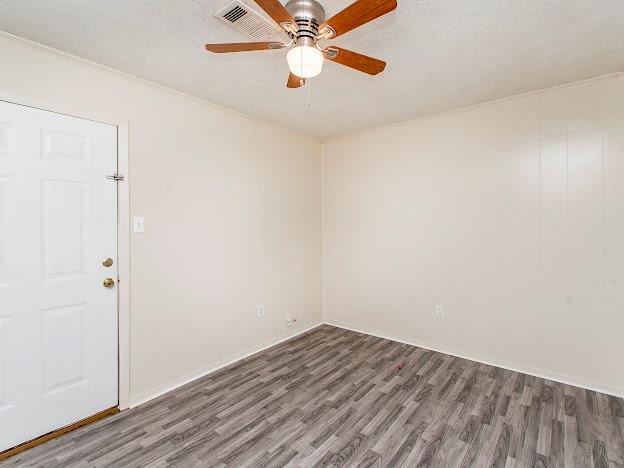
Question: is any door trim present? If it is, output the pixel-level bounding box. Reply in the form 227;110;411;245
0;407;120;461
0;91;131;410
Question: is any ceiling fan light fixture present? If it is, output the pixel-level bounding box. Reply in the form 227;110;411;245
205;0;396;88
287;45;324;79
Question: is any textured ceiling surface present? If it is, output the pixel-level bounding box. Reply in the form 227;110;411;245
1;0;623;139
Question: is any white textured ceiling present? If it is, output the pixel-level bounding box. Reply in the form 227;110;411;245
1;0;623;139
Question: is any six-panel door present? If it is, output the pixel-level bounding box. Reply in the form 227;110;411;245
0;101;118;452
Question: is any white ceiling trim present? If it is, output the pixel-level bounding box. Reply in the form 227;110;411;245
0;30;321;141
4;26;620;145
323;72;624;143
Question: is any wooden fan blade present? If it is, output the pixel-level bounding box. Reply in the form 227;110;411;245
287;73;306;88
205;42;284;53
324;47;386;75
321;0;397;38
253;0;295;26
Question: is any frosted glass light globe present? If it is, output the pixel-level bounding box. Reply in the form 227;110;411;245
287;45;324;79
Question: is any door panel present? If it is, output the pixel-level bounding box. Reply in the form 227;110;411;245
42;180;88;278
0;101;118;452
42;303;88;395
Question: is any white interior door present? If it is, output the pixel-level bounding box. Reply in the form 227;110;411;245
0;101;118;452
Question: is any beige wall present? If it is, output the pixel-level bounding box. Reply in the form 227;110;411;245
0;34;322;404
322;75;624;396
2;32;622;402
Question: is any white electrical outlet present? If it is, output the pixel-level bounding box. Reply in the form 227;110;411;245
257;305;265;318
285;315;292;327
435;305;445;318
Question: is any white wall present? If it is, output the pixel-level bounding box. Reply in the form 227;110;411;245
323;75;624;396
0;33;322;404
2;31;622;403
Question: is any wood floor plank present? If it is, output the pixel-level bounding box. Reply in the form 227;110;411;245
2;324;622;467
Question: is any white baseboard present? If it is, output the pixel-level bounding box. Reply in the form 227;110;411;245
127;318;621;409
128;321;323;408
324;319;623;399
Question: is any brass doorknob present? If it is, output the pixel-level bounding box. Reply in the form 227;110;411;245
103;278;115;288
102;257;114;267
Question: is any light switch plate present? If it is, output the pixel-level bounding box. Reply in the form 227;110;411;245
133;217;145;233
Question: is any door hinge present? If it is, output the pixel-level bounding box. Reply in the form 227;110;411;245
106;174;125;182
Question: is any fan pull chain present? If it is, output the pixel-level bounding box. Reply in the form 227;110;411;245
304;0;313;107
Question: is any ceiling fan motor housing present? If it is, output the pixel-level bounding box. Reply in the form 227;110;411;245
285;0;326;45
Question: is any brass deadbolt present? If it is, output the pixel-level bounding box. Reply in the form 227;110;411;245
103;278;115;288
102;257;114;267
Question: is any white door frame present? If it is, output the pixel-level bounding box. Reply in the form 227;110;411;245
0;91;131;410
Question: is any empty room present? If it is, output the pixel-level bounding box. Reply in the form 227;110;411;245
0;0;623;466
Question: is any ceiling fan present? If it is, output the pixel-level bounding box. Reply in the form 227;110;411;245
205;0;397;88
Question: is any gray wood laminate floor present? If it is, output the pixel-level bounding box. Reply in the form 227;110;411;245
4;324;624;467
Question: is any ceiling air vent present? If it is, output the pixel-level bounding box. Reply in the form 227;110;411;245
215;1;281;41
